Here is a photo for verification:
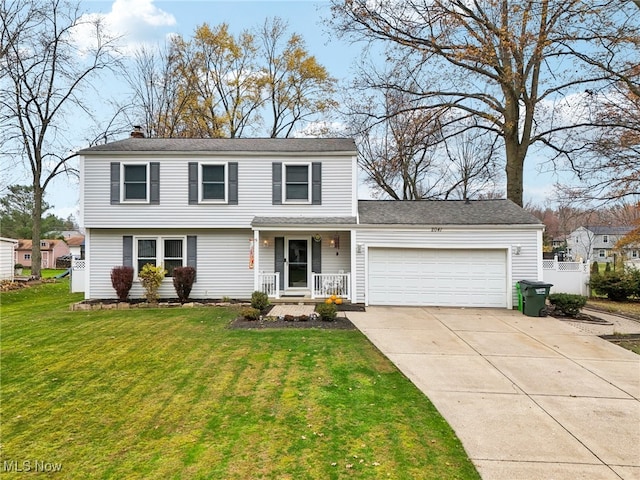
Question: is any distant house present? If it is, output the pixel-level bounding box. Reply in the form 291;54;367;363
0;237;18;280
14;239;71;269
66;235;85;259
566;226;637;263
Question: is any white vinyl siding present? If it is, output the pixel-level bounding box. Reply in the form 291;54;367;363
82;153;357;228
86;228;254;300
353;227;541;307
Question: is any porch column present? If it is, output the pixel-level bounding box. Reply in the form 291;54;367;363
253;229;260;292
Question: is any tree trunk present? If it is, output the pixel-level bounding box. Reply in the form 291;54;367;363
504;138;525;207
31;184;43;279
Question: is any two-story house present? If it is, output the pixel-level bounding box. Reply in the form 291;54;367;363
567;226;636;263
78;136;543;308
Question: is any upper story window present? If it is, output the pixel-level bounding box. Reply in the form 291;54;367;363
633;250;638;258
602;235;609;243
188;162;237;205
200;164;227;202
123;164;148;201
285;164;311;203
40;241;48;247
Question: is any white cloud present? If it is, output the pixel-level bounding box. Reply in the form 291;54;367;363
74;0;177;55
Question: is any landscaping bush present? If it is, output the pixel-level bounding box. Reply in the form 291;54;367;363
590;261;599;275
110;266;134;302
589;270;636;301
605;262;611;273
315;302;337;321
240;307;260;320
138;263;167;303
251;290;270;311
172;266;196;303
548;293;587;317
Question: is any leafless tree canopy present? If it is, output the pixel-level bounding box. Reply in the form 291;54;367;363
328;0;640;206
0;0;120;277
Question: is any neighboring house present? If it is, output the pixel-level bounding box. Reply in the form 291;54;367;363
14;239;71;269
0;237;18;280
567;226;636;263
66;235;85;259
78;136;543;308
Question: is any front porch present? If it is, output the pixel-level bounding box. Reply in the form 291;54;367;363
250;222;355;301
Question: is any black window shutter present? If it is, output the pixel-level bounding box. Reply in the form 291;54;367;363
275;237;285;289
150;162;160;204
188;162;198;204
228;162;238;205
187;235;197;281
312;162;321;205
123;236;133;267
110;162;120;204
272;162;282;205
312;237;321;273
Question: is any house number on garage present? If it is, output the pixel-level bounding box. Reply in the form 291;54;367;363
431;228;442;232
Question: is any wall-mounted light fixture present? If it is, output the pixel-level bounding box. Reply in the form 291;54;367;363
263;239;269;247
513;244;522;255
330;234;340;249
356;243;364;254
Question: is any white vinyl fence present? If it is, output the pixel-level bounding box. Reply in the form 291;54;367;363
542;257;590;296
71;258;86;293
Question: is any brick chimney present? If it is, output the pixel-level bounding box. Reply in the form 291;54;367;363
130;125;145;138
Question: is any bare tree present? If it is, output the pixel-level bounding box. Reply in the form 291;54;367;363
0;0;120;278
328;0;640;206
259;17;337;138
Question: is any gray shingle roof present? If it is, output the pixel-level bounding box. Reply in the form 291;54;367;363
586;226;633;235
78;137;357;154
358;199;543;226
252;217;357;227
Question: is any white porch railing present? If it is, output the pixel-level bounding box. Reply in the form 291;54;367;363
258;272;280;299
312;273;351;300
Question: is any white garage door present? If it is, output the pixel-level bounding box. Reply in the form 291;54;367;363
368;248;508;307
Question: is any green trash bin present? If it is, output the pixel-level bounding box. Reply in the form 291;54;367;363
515;282;523;312
518;280;553;317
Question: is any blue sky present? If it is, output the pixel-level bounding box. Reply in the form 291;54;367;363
39;0;557;220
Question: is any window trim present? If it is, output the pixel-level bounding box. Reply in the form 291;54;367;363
199;162;228;203
283;162;312;204
134;235;186;278
121;163;150;203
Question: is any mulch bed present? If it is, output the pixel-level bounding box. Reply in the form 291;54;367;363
228;315;358;330
546;307;613;325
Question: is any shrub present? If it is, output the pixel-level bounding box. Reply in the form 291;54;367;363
316;302;337;321
110;266;134;302
240;307;260;320
14;263;24;269
138;263;167;303
590;261;599;275
251;290;270;311
548;293;587;317
172;266;196;303
589;270;635;301
605;262;611;272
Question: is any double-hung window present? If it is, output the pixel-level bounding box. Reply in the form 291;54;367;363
284;164;310;202
602;235;609;244
200;164;226;202
123;164;148;201
599;249;606;258
136;237;185;277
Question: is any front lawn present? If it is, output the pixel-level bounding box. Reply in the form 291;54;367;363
0;281;479;479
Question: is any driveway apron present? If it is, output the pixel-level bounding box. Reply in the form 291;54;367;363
348;307;640;480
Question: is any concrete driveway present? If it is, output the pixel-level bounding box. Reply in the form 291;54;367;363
347;307;640;480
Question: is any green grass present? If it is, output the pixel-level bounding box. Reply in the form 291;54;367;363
0;281;479;479
17;268;68;278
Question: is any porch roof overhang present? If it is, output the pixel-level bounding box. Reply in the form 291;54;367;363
251;216;357;231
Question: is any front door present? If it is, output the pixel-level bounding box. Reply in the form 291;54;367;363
287;239;308;288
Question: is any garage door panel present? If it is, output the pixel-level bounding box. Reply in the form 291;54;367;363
368;248;507;308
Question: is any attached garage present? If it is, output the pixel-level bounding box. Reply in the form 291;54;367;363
368;247;508;307
355;200;545;308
